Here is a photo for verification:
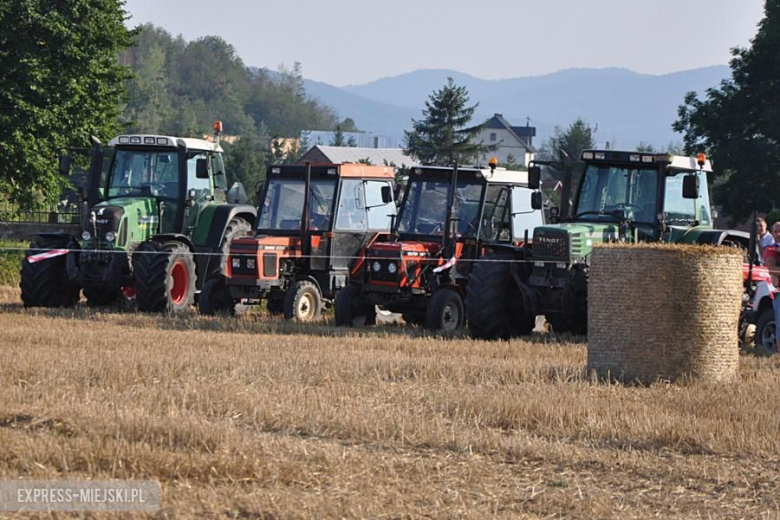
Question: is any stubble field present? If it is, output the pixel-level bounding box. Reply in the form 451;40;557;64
0;285;779;518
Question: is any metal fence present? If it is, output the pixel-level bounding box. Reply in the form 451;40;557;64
0;202;81;225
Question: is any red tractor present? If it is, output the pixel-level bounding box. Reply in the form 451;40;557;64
200;163;396;321
334;162;544;331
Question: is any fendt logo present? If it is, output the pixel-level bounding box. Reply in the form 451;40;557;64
536;236;564;244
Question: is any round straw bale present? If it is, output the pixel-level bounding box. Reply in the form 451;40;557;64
587;243;743;384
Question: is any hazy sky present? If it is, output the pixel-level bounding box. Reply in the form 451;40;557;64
124;0;766;86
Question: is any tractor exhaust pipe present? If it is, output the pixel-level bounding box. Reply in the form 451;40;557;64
443;162;459;258
301;161;312;258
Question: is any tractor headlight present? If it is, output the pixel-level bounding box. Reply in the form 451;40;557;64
105;231;115;242
247;258;256;269
81;231;91;241
387;263;398;274
231;257;241;269
372;261;381;272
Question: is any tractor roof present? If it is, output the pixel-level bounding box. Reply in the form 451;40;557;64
108;134;223;153
411;165;530;186
270;163;394;180
581;150;713;172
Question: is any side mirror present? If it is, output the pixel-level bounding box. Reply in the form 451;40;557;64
682;174;699;199
380;185;392;204
528;166;541;190
59;154;71;176
531;191;543;210
195;158;209;179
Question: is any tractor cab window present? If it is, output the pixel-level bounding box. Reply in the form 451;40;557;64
576;165;658;223
335;179;367;232
257;178;337;231
212;154;228;191
663;170;711;226
511;186;545;240
107;149;179;199
479;185;512;241
186;153;213;200
365;180;396;231
397;178;484;236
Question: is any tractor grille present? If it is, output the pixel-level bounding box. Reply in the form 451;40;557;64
533;229;569;260
263;253;277;278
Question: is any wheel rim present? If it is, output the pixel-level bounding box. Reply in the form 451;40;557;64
442;302;459;330
170;261;188;305
297;292;315;320
760;320;777;354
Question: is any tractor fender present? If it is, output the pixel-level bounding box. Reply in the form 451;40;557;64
294;273;323;296
687;229;750;248
204;205;257;250
149;233;195;251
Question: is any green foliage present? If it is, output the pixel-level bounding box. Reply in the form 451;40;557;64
339;117;359;132
636;142;656;152
330;125;346;146
545;118;597;190
674;0;780;222
222;136;266;197
0;0;136;208
123;29;337;139
499;153;525;170
0;240;25;287
403;77;496;165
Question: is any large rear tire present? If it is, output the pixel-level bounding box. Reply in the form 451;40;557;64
466;254;534;340
425;288;464;332
212;217;251;279
335;284;376;327
20;238;79;308
283;280;322;321
133;241;196;314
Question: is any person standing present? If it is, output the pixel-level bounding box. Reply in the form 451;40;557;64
757;217;774;263
761;222;780;352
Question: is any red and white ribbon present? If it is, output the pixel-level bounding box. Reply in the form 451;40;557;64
27;249;69;264
433;256;457;273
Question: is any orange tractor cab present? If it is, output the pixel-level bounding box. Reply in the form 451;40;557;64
207;163;396;320
335;163;545;331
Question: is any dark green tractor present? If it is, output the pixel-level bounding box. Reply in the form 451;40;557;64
20;128;256;313
466;150;750;339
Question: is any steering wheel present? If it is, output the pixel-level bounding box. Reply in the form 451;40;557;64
613;203;641;212
148;182;167;196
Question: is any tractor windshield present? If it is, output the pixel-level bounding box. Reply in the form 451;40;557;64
257;178;337;231
575;165;658;223
107;149;180;199
397;178;484;237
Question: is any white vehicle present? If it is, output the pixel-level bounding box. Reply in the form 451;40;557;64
743;273;777;355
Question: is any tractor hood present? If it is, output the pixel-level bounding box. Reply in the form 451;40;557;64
532;223;620;262
84;197;158;248
368;241;440;258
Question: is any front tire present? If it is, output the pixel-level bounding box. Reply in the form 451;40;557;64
83;287;120;307
198;276;235;316
466;253;534;340
335;284;376;327
133;241;196;314
283;280;322;321
755;306;777;356
425;288;464;332
20;238;79;308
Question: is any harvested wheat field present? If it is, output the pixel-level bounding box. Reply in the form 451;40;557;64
0;286;779;518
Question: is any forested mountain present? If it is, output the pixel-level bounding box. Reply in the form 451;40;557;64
121;24;337;139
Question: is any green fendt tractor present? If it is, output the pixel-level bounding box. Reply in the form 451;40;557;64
20;124;256;313
466;150;750;339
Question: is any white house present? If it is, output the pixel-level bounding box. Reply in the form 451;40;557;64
474;113;536;167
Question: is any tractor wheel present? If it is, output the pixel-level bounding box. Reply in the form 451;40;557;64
425;288;464;332
547;296;588;335
133;241;196;314
20;238;79;308
335;284;376;327
466;253;534;340
755;306;777;356
83;287;120;307
267;296;284;315
213;217;252;278
283;280;322;321
198;276;235;316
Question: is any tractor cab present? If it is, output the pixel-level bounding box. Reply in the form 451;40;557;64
336;163;544;331
224;163;396;321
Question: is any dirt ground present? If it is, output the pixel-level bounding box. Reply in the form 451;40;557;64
0;286;779;518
